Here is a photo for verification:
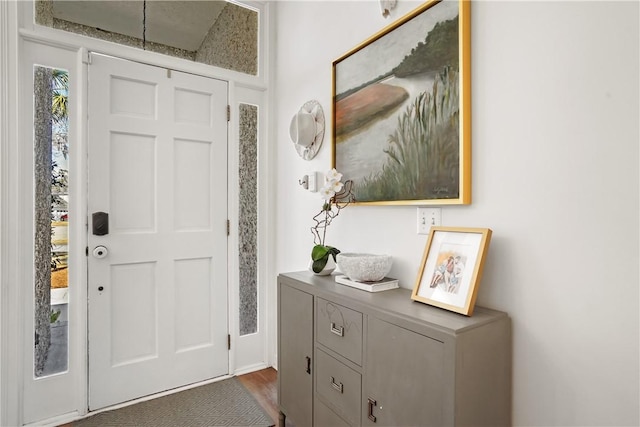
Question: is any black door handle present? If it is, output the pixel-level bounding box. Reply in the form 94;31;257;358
368;398;377;422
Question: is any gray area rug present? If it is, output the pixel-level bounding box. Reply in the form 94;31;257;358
75;377;274;427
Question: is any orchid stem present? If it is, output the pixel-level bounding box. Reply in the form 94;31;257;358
321;208;329;246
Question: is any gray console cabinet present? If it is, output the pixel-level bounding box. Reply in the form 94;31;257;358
277;271;511;427
278;283;314;426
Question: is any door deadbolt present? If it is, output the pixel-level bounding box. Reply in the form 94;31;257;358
92;211;109;235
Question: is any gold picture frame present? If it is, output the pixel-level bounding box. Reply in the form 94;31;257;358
411;226;491;316
332;0;471;205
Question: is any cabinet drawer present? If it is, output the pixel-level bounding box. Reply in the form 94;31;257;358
316;298;363;365
316;349;361;426
314;397;351;427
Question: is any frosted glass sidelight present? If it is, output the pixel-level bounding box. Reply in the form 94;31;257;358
239;104;258;336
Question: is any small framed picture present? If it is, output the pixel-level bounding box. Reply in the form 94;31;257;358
411;226;492;316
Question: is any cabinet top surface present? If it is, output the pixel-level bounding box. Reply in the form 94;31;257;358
279;271;508;334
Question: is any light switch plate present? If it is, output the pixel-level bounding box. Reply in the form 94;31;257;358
417;207;441;234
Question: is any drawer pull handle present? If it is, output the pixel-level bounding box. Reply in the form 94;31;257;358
368;397;377;423
330;322;344;337
330;376;344;393
305;356;311;374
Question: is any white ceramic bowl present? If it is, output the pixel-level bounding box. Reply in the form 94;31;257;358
336;253;393;282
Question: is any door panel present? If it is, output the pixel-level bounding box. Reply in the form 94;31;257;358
88;53;229;410
110;132;156;231
174;139;212;230
174;257;214;352
110;262;157;366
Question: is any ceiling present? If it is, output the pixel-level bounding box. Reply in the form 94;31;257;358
52;1;228;51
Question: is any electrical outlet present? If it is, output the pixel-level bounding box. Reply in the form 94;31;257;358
417;207;441;234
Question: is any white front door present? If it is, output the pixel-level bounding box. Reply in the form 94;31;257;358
87;53;229;410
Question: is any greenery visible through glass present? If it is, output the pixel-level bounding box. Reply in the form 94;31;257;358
34;66;69;378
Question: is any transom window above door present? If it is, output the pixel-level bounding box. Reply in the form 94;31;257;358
34;0;258;75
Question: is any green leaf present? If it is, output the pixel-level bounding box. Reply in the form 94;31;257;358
327;247;341;261
312;257;327;273
311;245;329;261
311;245;341;272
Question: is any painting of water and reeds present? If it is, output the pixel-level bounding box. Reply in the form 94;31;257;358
332;0;470;204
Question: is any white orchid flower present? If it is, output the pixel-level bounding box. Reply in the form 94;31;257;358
329;180;344;193
319;185;336;201
326;168;343;183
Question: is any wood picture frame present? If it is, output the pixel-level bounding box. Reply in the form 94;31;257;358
411;226;491;316
332;0;471;205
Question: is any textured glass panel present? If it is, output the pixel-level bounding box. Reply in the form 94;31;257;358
239;104;258;336
34;66;69;377
195;4;258;75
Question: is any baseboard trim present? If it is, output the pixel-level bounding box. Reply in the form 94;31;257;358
234;362;270;376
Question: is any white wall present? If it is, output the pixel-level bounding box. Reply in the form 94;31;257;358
273;1;639;426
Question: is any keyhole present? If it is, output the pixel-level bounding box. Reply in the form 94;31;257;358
98;286;104;291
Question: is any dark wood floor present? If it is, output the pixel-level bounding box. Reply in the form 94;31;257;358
237;367;280;425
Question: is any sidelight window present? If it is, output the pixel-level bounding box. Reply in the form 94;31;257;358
33;65;69;378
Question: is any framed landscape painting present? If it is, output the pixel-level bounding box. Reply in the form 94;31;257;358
332;0;470;205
